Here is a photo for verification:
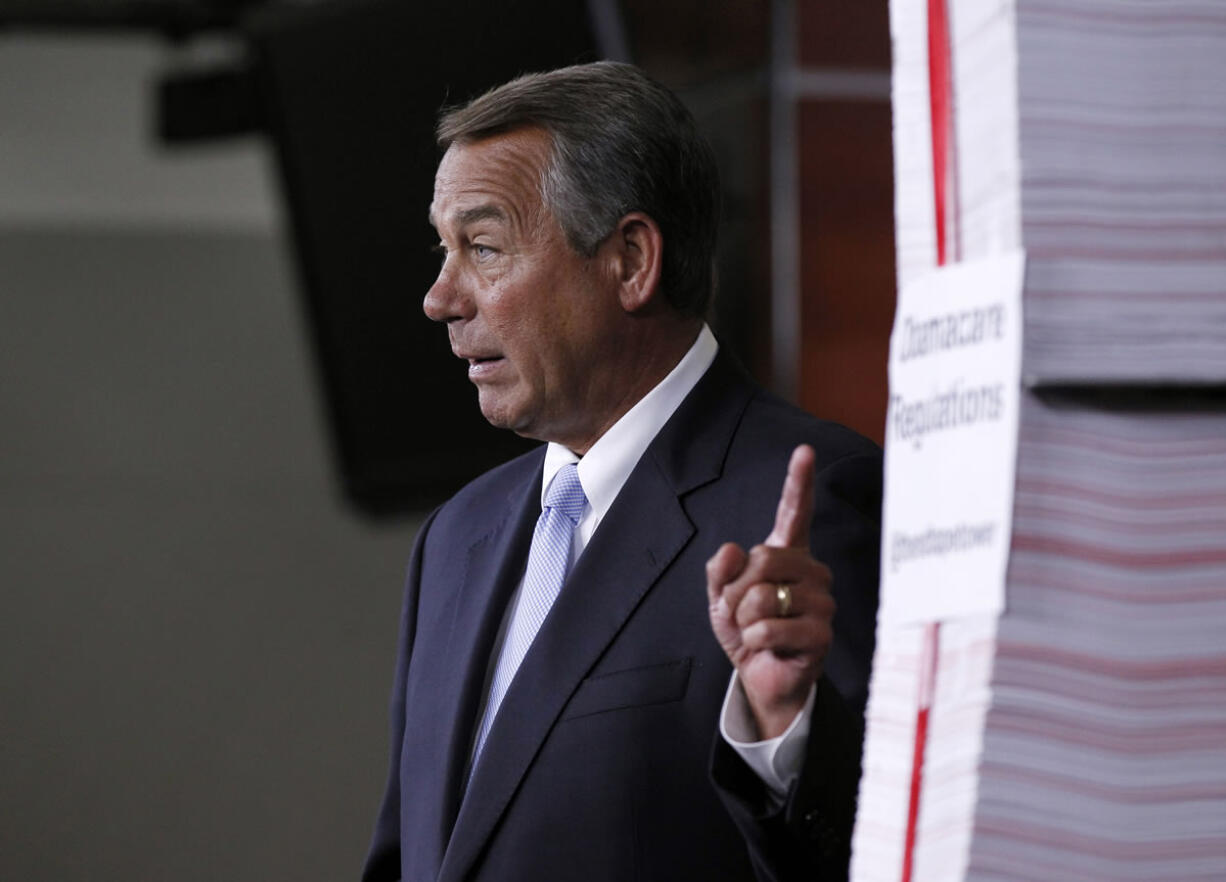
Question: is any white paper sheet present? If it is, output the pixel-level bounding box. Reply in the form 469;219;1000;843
880;251;1025;626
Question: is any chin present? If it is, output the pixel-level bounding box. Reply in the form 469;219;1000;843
477;397;529;436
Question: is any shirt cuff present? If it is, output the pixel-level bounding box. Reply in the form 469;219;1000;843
718;673;817;807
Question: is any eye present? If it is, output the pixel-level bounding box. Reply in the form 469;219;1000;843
472;243;497;260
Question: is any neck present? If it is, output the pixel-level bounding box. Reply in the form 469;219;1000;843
560;316;704;456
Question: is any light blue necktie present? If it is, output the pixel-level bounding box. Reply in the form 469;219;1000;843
469;463;586;770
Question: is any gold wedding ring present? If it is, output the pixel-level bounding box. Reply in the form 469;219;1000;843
775;583;794;618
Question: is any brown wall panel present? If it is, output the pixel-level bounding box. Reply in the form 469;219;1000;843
797;0;891;68
797;99;895;444
622;0;768;84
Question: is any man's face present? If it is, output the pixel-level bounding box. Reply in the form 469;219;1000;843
425;128;626;451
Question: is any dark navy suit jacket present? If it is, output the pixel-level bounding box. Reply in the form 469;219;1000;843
363;351;882;882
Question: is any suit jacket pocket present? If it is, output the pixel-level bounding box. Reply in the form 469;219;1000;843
561;657;693;721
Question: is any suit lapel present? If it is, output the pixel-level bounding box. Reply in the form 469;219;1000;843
399;454;543;879
437;350;758;882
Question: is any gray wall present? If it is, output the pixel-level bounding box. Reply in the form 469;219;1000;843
1;35;420;880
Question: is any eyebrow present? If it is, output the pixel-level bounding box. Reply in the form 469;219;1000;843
428;203;508;230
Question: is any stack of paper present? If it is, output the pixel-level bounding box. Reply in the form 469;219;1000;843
891;0;1226;384
856;397;1226;880
853;0;1226;879
965;398;1226;879
854;617;1000;882
889;0;1022;294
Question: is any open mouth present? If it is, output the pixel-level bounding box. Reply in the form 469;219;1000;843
466;356;505;378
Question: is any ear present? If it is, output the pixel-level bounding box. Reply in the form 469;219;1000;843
607;212;663;314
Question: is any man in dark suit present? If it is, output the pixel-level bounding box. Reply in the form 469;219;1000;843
362;62;881;882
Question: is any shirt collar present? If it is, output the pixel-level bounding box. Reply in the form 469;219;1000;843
540;324;719;531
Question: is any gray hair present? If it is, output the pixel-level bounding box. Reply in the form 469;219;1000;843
436;61;720;318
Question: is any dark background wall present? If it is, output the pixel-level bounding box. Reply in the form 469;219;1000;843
0;4;893;878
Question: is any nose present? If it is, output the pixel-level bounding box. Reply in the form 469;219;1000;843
423;259;470;324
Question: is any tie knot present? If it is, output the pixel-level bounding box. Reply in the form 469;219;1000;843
544;463;586;523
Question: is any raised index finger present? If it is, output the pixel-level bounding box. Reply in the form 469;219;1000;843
765;444;817;549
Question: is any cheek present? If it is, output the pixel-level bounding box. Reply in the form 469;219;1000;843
486;288;556;354
476;283;510;317
474;286;521;344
